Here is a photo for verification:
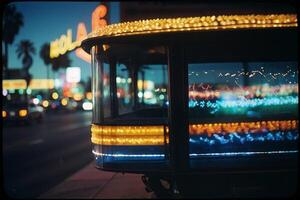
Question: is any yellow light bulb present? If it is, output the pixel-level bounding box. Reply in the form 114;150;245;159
52;92;59;100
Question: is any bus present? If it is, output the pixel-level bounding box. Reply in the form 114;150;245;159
81;5;298;198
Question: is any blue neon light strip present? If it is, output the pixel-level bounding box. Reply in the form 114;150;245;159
188;96;298;109
92;150;298;159
190;150;298;157
92;150;165;158
219;96;298;108
189;131;299;145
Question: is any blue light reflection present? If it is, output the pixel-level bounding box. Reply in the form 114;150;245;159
92;150;298;160
190;131;298;145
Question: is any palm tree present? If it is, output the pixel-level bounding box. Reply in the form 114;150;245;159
2;4;24;73
51;53;72;77
39;43;51;97
39;43;51;66
39;43;71;89
16;40;36;89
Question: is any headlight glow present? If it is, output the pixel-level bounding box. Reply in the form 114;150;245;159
42;100;49;108
82;102;93;110
61;98;68;106
19;109;28;117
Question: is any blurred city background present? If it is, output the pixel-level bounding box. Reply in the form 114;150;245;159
2;2;119;198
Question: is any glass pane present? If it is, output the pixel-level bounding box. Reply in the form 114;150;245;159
91;46;103;167
103;63;111;118
112;45;169;120
91;44;169;171
188;61;298;158
91;46;101;123
137;64;168;108
116;63;133;115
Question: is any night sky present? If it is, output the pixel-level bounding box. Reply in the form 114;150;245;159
6;2;120;82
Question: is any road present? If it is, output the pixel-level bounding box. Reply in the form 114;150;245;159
2;111;94;199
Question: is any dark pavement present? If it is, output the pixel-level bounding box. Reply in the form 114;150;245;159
39;161;152;199
2;111;93;198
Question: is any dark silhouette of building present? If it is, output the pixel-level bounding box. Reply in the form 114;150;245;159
120;1;297;22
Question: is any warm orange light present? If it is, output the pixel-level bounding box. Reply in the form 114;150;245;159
92;4;108;31
86;92;92;100
73;93;83;101
2;111;7;118
77;23;88;41
29;79;55;89
87;14;297;39
19;109;28;117
97;5;107;18
75;22;91;63
3;79;55;90
3;79;27;90
75;48;91;63
42;100;49;108
91;125;168;146
52;92;59;100
61;98;68;106
98;19;107;27
50;29;77;58
189;120;298;137
91;120;298;146
51;5;110;60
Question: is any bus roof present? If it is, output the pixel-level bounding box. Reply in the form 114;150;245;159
81;14;297;53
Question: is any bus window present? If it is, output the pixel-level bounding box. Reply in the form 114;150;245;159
188;61;298;166
137;64;168;108
90;44;170;167
188;62;298;120
92;44;169;122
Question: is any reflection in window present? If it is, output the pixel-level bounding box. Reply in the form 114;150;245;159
188;62;298;120
103;63;111;118
188;62;298;158
137;64;168;107
91;47;101;123
117;63;133;115
91;45;169;166
110;45;169;119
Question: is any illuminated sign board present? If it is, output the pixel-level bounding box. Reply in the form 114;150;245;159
66;67;81;83
137;80;154;90
75;23;91;63
50;29;79;58
3;79;27;90
30;79;55;89
50;4;108;62
92;4;108;31
3;79;55;90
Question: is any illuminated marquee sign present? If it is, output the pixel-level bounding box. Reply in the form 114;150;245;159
75;23;91;63
3;79;55;90
3;79;27;90
30;79;55;89
50;4;109;62
92;4;108;31
50;29;79;58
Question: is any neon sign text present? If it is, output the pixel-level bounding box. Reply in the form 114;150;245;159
50;29;80;58
50;4;108;61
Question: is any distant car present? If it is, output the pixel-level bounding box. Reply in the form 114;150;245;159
3;102;30;124
3;102;44;125
65;99;79;112
28;103;45;123
82;100;93;111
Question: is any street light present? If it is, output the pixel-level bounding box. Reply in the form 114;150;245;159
52;92;59;100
